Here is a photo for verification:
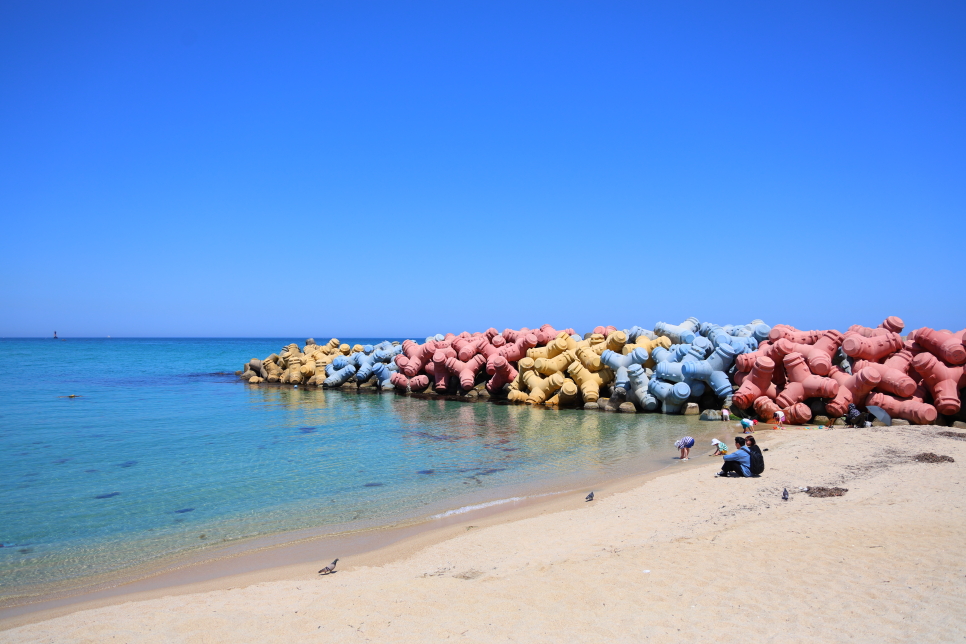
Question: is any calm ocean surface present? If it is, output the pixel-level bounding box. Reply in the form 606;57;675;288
0;338;720;601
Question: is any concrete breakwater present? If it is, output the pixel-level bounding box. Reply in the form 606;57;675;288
236;318;966;427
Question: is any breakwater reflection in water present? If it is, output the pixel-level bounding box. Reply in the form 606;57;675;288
0;338;720;601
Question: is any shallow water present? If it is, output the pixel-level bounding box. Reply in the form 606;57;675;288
0;338;725;600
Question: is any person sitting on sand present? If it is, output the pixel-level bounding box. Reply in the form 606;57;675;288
711;438;729;456
675;436;695;460
716;436;752;477
845;403;864;428
745;434;762;460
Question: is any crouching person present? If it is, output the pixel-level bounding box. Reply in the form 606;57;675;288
716;436;751;478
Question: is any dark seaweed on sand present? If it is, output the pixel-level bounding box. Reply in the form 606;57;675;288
937;431;966;441
806;487;848;498
914;452;955;463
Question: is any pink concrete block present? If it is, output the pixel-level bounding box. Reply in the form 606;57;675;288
911;352;965;416
775;353;839;407
754;396;811;424
390;372;430;393
908;327;966;365
847;316;904;338
432;346;457;392
485;355;518;394
389;372;409;392
853;361;918;398
502;328;532;343
878;316;905;333
408;374;430;392
841;331;903;361
444;354;487;391
733;356;777;409
825;367;881;417
402;340;436;377
768;325;825;345
865;392;937;425
534;325;560;345
454;335;487;362
735;341;781;372
881;346;917;374
774;330;843;376
498;333;538;363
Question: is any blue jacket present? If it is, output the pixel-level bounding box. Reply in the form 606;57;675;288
722;446;752;477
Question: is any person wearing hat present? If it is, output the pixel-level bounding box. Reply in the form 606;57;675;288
711;438;729;456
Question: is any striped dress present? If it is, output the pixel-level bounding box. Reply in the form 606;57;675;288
675;436;695;449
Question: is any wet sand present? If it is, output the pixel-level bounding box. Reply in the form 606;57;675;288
2;424;964;642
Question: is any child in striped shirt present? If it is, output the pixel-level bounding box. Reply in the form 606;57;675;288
675;436;695;460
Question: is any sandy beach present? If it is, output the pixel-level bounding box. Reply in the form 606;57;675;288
2;424;964;643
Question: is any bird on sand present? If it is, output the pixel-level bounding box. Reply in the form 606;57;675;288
782;488;789;501
585;492;594;502
318;558;339;575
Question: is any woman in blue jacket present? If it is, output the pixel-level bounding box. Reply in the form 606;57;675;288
716;436;752;477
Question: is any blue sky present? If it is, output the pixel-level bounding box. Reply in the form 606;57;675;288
2;1;964;338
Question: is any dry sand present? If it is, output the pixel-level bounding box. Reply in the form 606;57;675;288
2;424;964;643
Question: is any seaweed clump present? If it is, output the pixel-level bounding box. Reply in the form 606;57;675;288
806;487;848;498
914;452;955;463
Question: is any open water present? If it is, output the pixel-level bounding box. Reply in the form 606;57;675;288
0;338;722;602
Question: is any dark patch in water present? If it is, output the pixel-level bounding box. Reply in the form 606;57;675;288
85;469;98;473
118;460;138;468
18;452;30;456
408;431;467;442
174;508;194;514
479;468;505;476
18;548;33;554
417;470;435;475
174;518;185;523
363;482;384;487
95;492;120;499
257;445;265;450
53;458;71;464
299;427;317;434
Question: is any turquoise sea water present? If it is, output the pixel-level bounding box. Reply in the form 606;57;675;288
0;338;720;602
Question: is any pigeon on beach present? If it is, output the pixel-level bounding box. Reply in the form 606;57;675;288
318;558;339;575
782;488;789;501
585;492;594;502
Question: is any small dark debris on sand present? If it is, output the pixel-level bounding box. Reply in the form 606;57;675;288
806;487;848;498
937;431;966;441
914;452;955;463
